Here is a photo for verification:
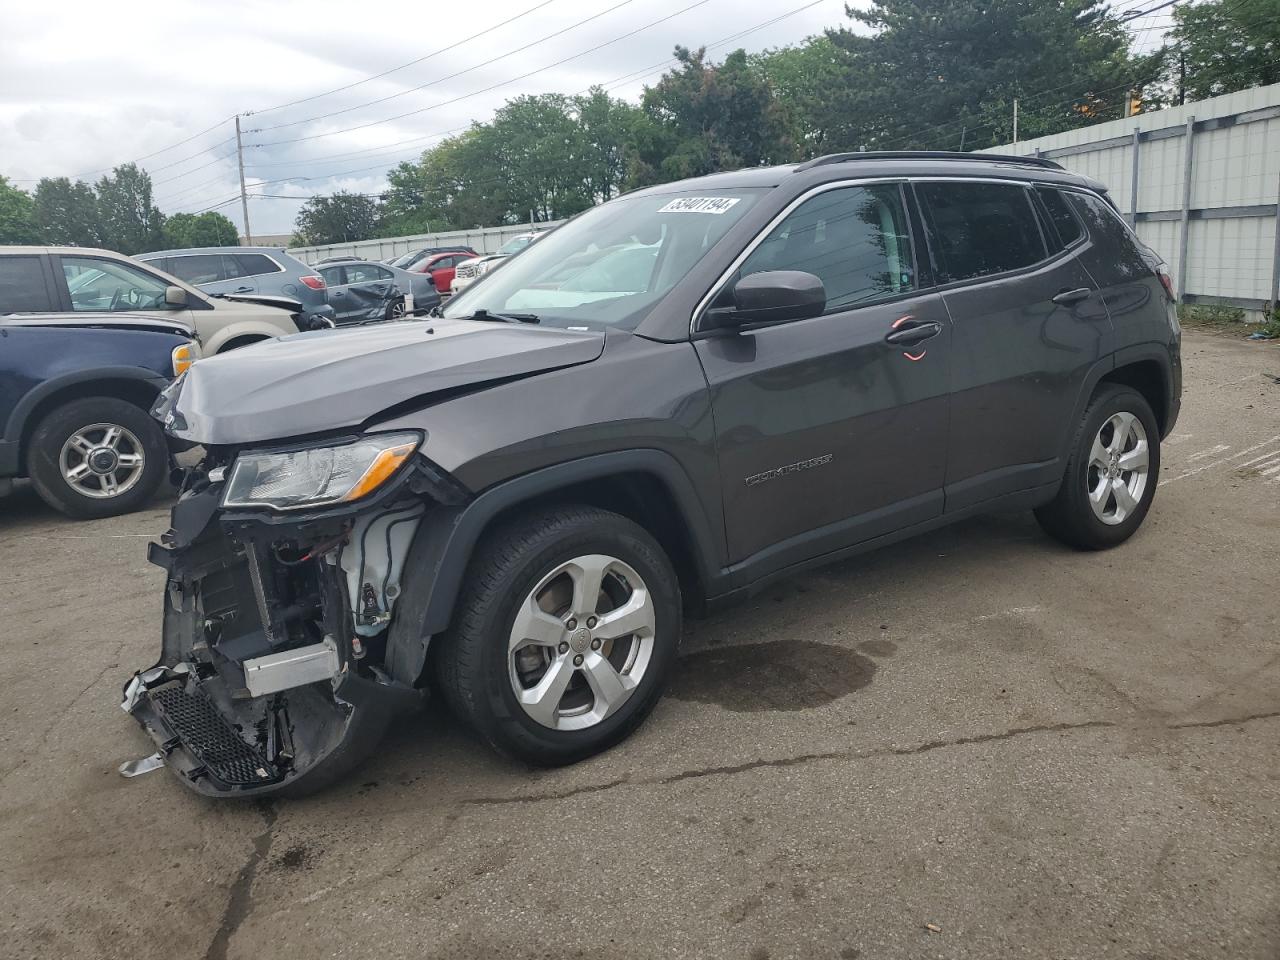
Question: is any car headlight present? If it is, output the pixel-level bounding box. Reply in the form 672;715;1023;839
222;432;420;511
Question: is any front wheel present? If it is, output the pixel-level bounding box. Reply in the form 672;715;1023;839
26;396;168;519
434;505;682;765
1035;384;1161;550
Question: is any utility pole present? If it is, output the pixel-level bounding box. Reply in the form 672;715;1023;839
1012;99;1019;151
235;115;252;246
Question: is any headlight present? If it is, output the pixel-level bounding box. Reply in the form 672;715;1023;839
222;432;420;511
171;341;199;377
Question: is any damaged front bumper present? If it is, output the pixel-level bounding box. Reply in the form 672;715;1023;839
121;454;459;797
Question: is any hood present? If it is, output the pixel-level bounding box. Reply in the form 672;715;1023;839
163;318;604;445
0;312;193;337
218;293;302;312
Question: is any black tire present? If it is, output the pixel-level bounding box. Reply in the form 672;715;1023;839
434;505;682;766
1035;384;1161;550
385;297;406;322
26;396;168;520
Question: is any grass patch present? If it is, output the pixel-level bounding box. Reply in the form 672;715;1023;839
1177;303;1247;329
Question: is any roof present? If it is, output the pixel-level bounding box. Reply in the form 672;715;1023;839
625;151;1100;199
140;246;289;257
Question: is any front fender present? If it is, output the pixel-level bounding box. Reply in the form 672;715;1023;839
3;366;167;446
200;319;290;354
383;449;722;685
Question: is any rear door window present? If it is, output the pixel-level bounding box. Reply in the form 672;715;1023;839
917;181;1047;282
0;256;55;312
167;254;226;285
346;263;391;284
1037;187;1085;250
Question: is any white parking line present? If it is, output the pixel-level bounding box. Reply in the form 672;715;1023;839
1160;434;1280;486
1237;450;1280;469
1185;444;1231;462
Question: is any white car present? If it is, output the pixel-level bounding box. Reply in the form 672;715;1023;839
449;232;544;296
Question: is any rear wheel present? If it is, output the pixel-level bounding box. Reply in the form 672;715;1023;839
386;297;406;321
26;397;168;519
1035;384;1161;549
435;505;681;765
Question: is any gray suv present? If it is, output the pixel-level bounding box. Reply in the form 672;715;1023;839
137;246;334;326
123;152;1181;797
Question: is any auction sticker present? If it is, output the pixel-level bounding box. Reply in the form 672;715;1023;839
658;196;741;214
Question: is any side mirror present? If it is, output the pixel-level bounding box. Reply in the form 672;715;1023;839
703;271;826;331
164;285;188;308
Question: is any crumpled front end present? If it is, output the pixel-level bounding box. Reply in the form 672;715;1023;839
122;447;463;797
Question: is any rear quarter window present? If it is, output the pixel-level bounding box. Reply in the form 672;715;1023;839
234;254;282;277
917;181;1048;283
0;256;54;312
1065;191;1152;286
1037;187;1085;249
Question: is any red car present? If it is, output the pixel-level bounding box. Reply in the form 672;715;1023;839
407;250;477;294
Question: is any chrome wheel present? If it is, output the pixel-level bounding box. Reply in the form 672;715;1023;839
58;423;146;500
1087;411;1149;525
508;554;656;731
389;299;406;319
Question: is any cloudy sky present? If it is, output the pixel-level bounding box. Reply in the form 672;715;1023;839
0;0;846;236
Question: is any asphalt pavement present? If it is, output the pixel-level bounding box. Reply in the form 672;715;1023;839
2;330;1278;960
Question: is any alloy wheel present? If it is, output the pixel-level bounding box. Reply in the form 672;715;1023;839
508;554;656;731
1087;411;1149;525
58;423;146;500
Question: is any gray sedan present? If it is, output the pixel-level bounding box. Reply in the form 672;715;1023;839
316;260;440;324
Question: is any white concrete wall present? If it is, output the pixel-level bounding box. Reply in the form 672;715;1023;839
983;82;1280;313
288;220;566;265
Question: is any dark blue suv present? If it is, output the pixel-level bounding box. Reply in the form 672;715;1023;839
0;312;198;518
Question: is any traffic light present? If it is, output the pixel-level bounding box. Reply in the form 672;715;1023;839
1126;90;1143;117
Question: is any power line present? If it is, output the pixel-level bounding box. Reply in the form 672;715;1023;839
250;0;712;147
246;0;561;117
9;116;235;184
250;0;637;133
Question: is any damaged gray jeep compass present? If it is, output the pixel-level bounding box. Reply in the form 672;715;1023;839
123;153;1181;796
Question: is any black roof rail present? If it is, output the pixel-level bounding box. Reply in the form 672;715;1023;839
794;150;1064;172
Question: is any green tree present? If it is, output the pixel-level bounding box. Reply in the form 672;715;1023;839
162;211;240;248
32;177;101;246
1166;0;1280;101
95;163;164;254
292;191;383;245
825;0;1142;152
0;176;39;244
631;46;791;186
754;36;850;158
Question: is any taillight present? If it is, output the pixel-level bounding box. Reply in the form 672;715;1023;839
300;275;325;290
1157;271;1175;300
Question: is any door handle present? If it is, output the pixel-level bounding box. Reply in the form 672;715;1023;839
232;286;252;293
1052;287;1092;306
884;320;942;346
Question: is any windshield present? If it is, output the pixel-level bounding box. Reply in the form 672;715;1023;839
392;250;427;269
443;188;764;329
497;235;535;256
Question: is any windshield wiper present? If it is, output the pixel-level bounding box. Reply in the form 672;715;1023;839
468;308;541;324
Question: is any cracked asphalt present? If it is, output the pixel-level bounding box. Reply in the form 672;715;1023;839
2;330;1279;960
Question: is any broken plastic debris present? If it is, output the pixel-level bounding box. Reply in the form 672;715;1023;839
119;752;166;778
924;923;942;933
